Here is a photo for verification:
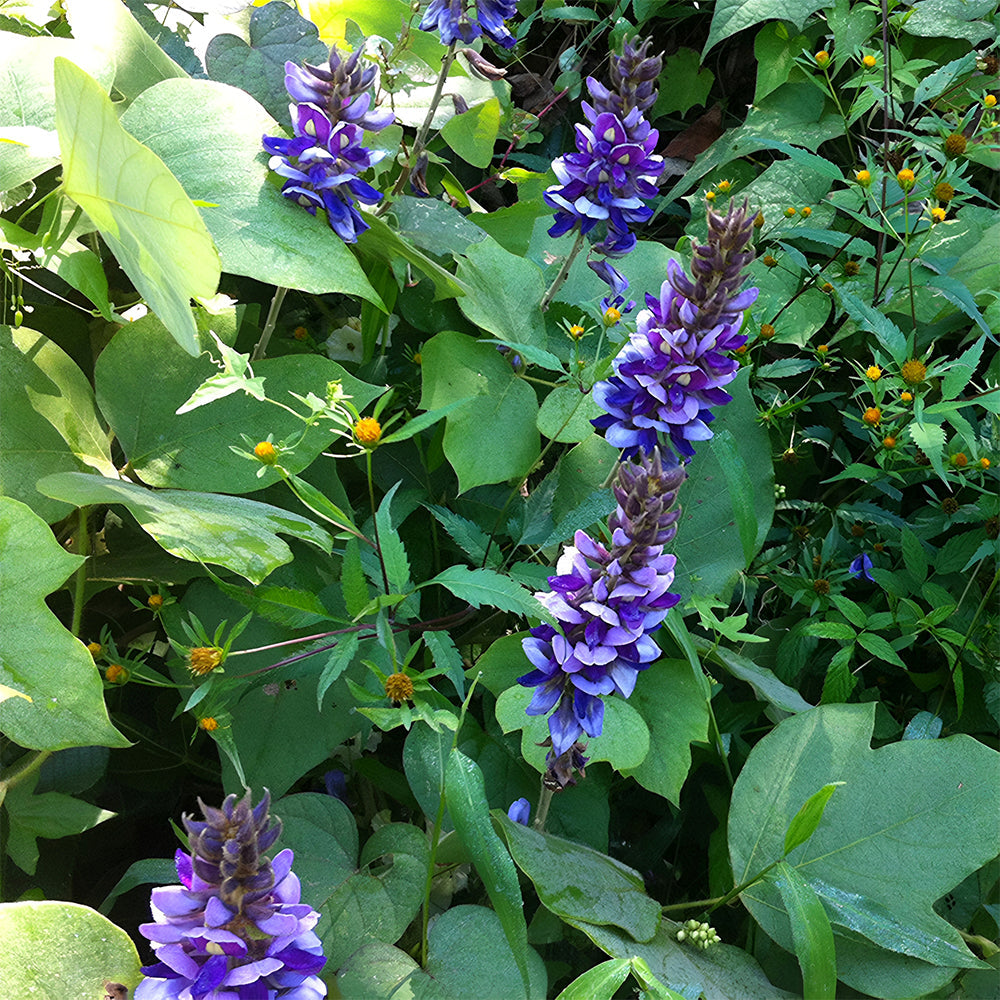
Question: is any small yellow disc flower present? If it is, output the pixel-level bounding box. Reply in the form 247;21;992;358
883;436;897;449
705;190;716;201
716;179;731;193
353;417;382;448
950;453;968;468
759;323;775;340
385;672;415;704
897;168;915;191
933;182;955;203
980;457;991;468
944;133;967;157
901;359;926;384
813;578;831;595
148;594;164;610
293;326;309;341
844;260;860;276
87;641;103;657
254;440;278;464
815;51;830;66
105;664;129;684
800;206;812;217
817;344;829;355
784;206;797;217
862;54;877;68
985;94;997;108
603;306;622;326
866;364;882;380
568;324;585;340
199;717;219;732
931;207;946;223
753;212;764;228
862;406;882;426
189;647;223;676
762;254;778;268
855;169;871;185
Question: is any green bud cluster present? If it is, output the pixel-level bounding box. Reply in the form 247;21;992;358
675;918;721;949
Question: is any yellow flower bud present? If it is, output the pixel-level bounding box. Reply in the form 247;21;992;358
353;417;382;447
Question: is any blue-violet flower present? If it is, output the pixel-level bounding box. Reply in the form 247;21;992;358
507;798;531;825
849;553;874;581
135;791;326;1000
419;0;518;49
592;200;758;459
519;449;684;757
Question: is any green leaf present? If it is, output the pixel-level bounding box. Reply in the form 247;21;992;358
900;526;928;584
783;782;845;856
837;289;908;366
204;1;329;122
908;418;948;482
537;384;605;443
770;861;837;1000
341;538;370;617
98;857;177;915
0;900;141;999
653;47;714;117
801;621;857;641
0;325;115;522
709;429;759;565
704;0;828;53
446;753;531;996
424;630;466;699
902;711;943;740
0;498;128;751
4;772;115;875
555;958;632;1000
403;724;453;830
729;703;998;997
744;137;843;181
423;503;499;568
500;812;661;942
855;631;906;668
901;0;997;41
620;659;709;805
699;640;813;714
427;565;551;623
753;23;810;104
37;472;331;585
380;397;474;445
335;941;444;1000
54;59;219;356
441;97;501;168
318;633;360;710
419;331;540;492
375;482;412;594
118;78;382;307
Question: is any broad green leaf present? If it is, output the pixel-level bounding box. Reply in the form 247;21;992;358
801;621;857;641
0;325;115;522
205;1;329;122
537;384;605;443
620;658;709;805
753;23;810;104
704;0;828;54
0;34;114;191
901;0;997;41
903;711;943;740
64;0;186;101
118;78;382;306
403;724;453;830
567;919;796;1000
554;958;631;1000
54;59;219;356
98;857;177;915
419;331;540;492
4;772;115;875
855;631;906;668
496;685;650;774
37;472;331;585
428;565;551;623
783;782;845;856
673;371;774;600
729;703;998;997
0;900;141;1000
770;861;837;1000
702;640;813;714
709;429;759;565
0;498;128;751
336;941;444;1000
500;812;661;942
454;239;549;350
745;137;844;181
653;47;714;116
446;753;531;996
441;97;501;168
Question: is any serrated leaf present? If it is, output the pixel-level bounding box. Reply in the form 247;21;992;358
820;646;856;703
424;630;465;698
423;503;499;568
856;631;906;668
54;59;219;356
375;482;412;594
801;621;857;641
341;538;370;618
908;419;948;481
838;289;907;365
317;633;360;710
427;565;552;623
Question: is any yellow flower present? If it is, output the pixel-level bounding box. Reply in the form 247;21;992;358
931;207;946;223
949;452;968;467
815;51;830;66
568;324;585;340
705;190;716;201
985;94;997;108
148;594;164;610
412;352;422;365
254;440;278;464
813;578;831;594
900;391;913;402
353;417;382;447
821;282;833;293
199;717;219;731
603;306;622;326
759;323;775;340
866;364;882;380
897;168;915;191
862;54;877;68
784;206;797;217
844;260;860;276
87;641;103;657
716;179;731;193
817;344;829;354
944;133;967;157
862;406;882;426
901;359;926;384
189;647;223;676
933;181;955;203
855;169;871;185
883;436;897;449
800;206;812;217
735;344;748;355
105;663;129;684
980;457;991;468
753;212;764;228
762;254;778;268
385;672;415;704
293;325;309;341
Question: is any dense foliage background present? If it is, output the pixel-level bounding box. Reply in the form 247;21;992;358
0;0;997;998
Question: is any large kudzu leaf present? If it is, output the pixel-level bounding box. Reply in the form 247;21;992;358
441;97;501;168
499;812;661;943
0;900;141;1000
673;371;774;600
93;312;385;493
64;0;187;102
37;472;331;585
53;59;220;357
729;703;998;999
571;919;796;1000
703;0;828;54
0;34;114;192
0;499;128;751
336;941;444;1000
118;78;382;307
419;331;539;492
205;1;329;122
0;326;115;523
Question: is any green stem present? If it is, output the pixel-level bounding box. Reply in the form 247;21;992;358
71;506;90;638
252;286;288;361
540;231;585;312
533;782;554;833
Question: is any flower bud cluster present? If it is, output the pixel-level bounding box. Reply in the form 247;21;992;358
676;918;720;949
262;45;394;243
135;792;327;999
518;450;684;758
591;200;758;459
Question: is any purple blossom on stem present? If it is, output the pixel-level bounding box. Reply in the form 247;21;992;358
263;45;393;243
519;450;684;757
507;798;531;825
419;0;518;49
592;201;759;459
135;791;326;1000
849;553;874;581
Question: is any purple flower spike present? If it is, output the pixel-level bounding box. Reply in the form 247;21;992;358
850;553;874;581
419;0;518;48
135;792;327;1000
591;200;759;459
519;450;684;758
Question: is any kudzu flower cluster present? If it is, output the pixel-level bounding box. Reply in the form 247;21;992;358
135;792;327;999
263;46;394;243
519;450;684;759
419;0;518;49
592;200;758;459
